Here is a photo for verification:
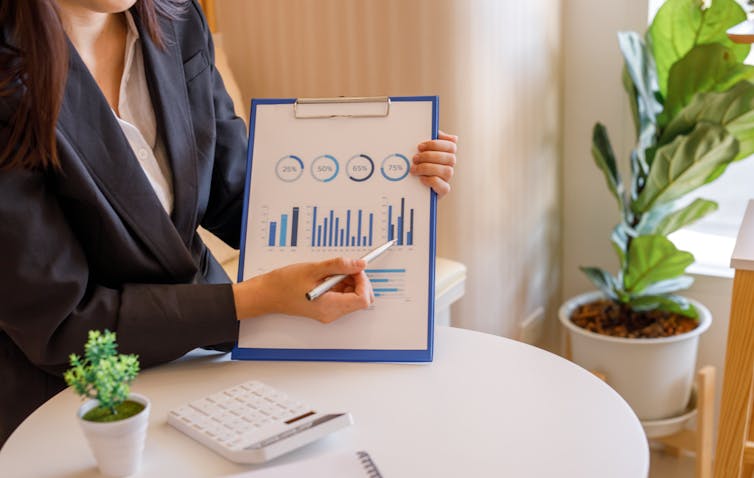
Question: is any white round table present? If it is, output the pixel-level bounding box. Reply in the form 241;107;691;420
0;326;648;477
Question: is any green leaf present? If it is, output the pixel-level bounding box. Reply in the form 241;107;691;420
623;67;641;138
623;235;695;294
635;201;675;234
65;330;140;411
661;44;754;126
641;276;694;295
652;198;718;235
661;81;754;161
649;0;749;97
611;223;630;267
628;294;699;318
630;149;648;202
633;122;738;213
619;32;663;133
635;198;718;235
580;266;619;301
619;32;664;187
592;123;625;209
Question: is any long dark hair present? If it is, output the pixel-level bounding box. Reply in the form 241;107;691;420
0;0;186;171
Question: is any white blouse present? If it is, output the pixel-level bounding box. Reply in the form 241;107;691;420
114;11;174;214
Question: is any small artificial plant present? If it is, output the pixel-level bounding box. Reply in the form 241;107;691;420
64;330;142;422
582;0;754;321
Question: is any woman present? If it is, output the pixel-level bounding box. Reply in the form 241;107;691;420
0;0;457;444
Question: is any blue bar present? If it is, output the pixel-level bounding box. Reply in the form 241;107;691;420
323;218;328;247
399;197;405;246
351;237;355;246
317;225;322;247
268;222;276;247
279;214;288;247
329;210;334;247
334;218;340;247
357;210;363;247
311;207;317;247
340;229;344;247
368;213;373;246
346;210;351;246
365;269;406;273
363;235;367;245
370;278;390;283
291;207;299;247
409;208;414;246
387;206;393;241
373;288;399;293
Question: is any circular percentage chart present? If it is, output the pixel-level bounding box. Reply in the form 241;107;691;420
346;154;375;182
275;155;304;182
381;154;410;181
311;154;339;182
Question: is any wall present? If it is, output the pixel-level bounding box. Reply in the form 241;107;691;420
215;0;563;339
561;0;649;304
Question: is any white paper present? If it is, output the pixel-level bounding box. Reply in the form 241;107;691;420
238;99;434;351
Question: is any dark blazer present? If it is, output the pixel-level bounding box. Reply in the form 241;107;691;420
0;2;246;443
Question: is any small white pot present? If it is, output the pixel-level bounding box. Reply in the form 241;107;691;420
559;291;711;421
77;393;150;477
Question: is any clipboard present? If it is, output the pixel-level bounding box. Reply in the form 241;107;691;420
231;96;438;362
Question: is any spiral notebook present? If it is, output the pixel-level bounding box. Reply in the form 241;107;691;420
223;450;382;477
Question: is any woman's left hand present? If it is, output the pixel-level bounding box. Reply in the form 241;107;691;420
412;130;458;198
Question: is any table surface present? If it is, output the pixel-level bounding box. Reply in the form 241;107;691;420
0;326;649;477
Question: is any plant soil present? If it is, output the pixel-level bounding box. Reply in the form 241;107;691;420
570;299;699;339
83;400;145;423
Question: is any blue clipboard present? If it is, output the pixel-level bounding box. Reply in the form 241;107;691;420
231;96;438;362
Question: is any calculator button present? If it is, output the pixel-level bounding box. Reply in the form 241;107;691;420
189;399;216;415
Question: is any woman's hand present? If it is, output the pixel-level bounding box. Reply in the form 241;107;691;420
232;257;374;323
412;130;458;198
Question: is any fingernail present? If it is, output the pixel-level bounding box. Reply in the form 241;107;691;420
413;154;420;162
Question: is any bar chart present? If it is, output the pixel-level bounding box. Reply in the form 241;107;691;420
263;199;419;249
310;206;375;248
366;268;407;299
266;207;301;247
387;197;415;246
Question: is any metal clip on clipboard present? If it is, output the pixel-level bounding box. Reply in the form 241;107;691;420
294;96;391;119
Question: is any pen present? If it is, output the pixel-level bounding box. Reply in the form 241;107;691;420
305;239;396;301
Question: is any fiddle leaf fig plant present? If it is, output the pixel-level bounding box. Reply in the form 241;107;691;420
583;0;754;318
64;330;142;422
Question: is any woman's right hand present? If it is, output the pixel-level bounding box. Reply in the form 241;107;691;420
232;257;374;323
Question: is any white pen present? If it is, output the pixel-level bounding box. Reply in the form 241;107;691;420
305;239;396;301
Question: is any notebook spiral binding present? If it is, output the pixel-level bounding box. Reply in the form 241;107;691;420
356;451;384;478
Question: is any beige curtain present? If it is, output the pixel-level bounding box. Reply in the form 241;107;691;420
215;0;562;342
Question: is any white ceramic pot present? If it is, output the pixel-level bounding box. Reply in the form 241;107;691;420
559;291;711;421
77;393;150;477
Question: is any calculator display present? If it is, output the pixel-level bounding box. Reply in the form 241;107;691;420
246;413;348;449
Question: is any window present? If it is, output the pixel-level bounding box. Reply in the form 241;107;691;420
650;0;754;277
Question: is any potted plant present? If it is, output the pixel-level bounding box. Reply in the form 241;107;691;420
65;330;148;477
560;0;754;422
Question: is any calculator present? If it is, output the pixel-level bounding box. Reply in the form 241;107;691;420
167;380;353;464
